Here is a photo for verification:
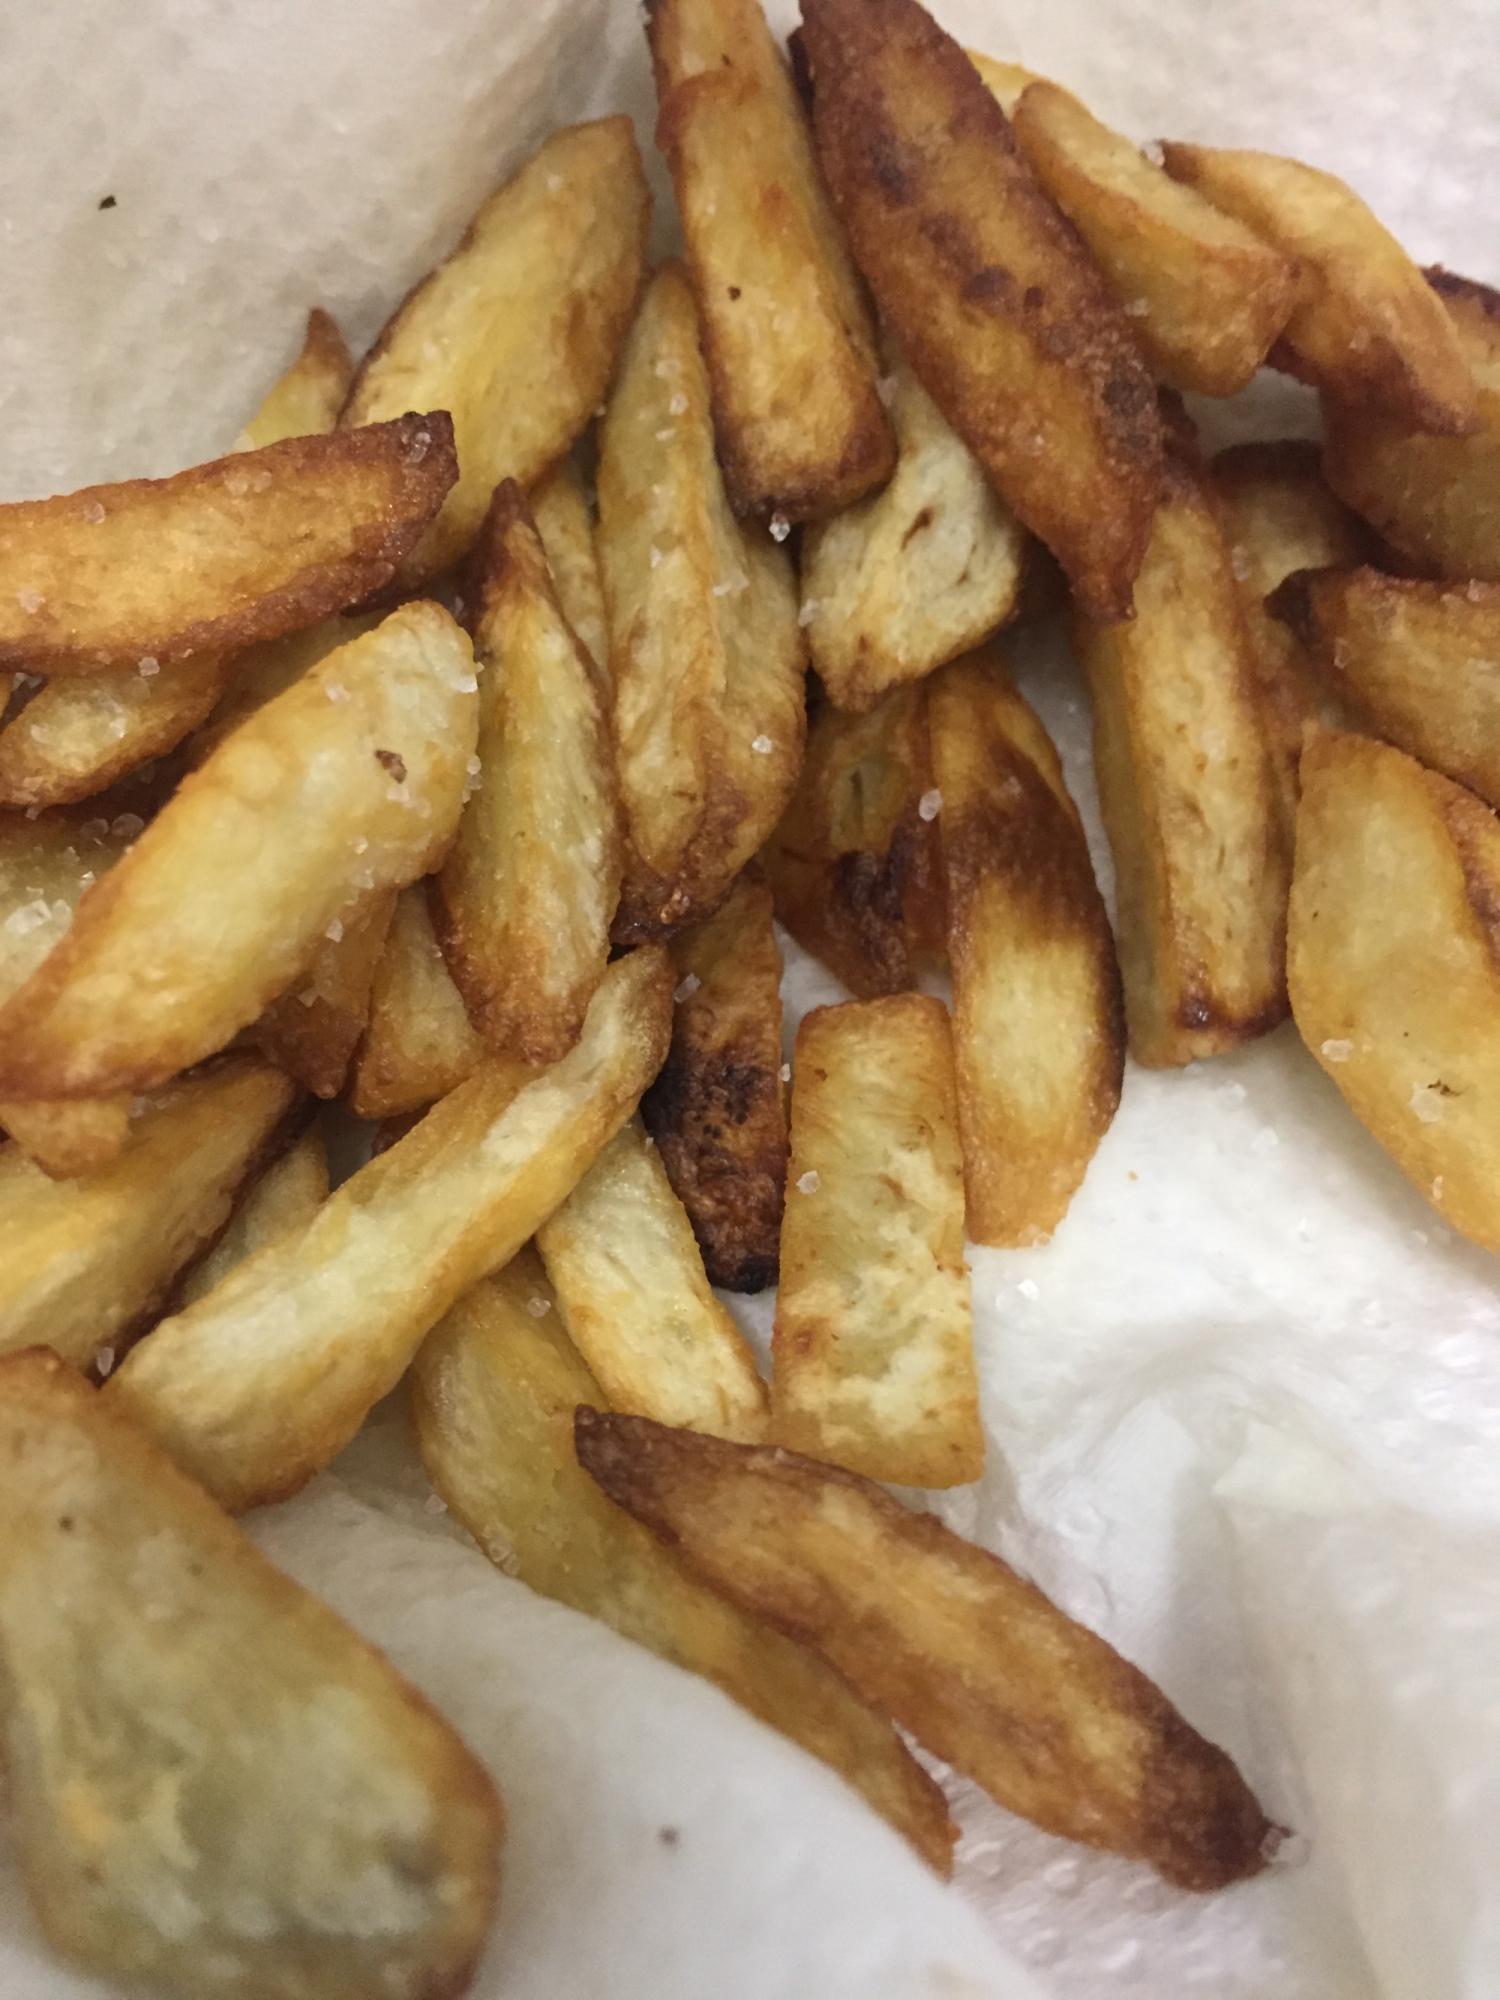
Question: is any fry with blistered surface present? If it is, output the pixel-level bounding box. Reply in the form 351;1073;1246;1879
600;263;807;938
928;648;1122;1244
252;892;396;1099
347;884;496;1121
771;994;979;1487
179;1124;328;1308
640;870;787;1290
0;603;478;1101
530;460;609;679
800;0;1163;619
107;947;672;1512
648;0;893;521
800;343;1026;711
0;414;456;676
577;1409;1275;1890
537;1117;769;1441
1073;454;1290;1066
237;307;354;451
344;118;650;584
412;1253;955;1873
0;1349;502;2000
433;481;621;1065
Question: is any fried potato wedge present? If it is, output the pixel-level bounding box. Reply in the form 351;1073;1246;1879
1289;731;1500;1252
801;0;1163;619
928;649;1123;1243
344;118;650;584
639;870;788;1290
347;884;494;1120
1159;145;1475;434
800;343;1026;711
179;1124;329;1308
236;307;354;451
649;0;893;521
772;995;980;1487
252;890;397;1098
577;1410;1275;1890
600;263;807;938
530;459;608;679
412;1254;954;1873
1074;455;1290;1065
433;481;621;1064
0;603;478;1099
0;653;230;809
0;1057;298;1370
0;1348;501;2000
1005;83;1297;397
107;947;672;1511
1323;268;1500;581
537;1117;769;1441
0;414;456;676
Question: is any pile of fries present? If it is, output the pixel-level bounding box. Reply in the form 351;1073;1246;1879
3;0;1498;1988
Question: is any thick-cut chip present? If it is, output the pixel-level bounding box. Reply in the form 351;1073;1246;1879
107;948;672;1512
344;119;650;584
253;891;397;1098
433;481;621;1064
536;1117;768;1441
928;649;1123;1244
1073;455;1290;1066
347;884;494;1120
772;995;980;1487
0;414;457;676
236;307;354;451
639;870;787;1290
599;262;807;938
1159;145;1476;434
0;1349;501;2000
801;0;1163;620
1290;730;1500;1252
0;603;478;1100
800;344;1026;711
411;1255;954;1873
648;0;894;521
0;654;230;809
0;1057;298;1370
179;1125;329;1308
577;1410;1274;1891
530;460;608;679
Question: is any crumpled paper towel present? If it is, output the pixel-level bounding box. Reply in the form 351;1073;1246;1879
3;2;1500;1996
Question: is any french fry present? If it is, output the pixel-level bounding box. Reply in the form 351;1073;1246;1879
411;1252;955;1874
647;0;894;521
772;994;980;1487
1289;730;1500;1253
347;884;494;1121
0;653;230;809
530;459;608;679
433;481;622;1064
107;947;672;1512
599;263;807;938
1159;145;1476;434
0;603;479;1100
235;306;354;451
344;118;650;584
576;1410;1275;1891
1073;454;1290;1066
801;0;1163;620
799;343;1026;712
928;648;1123;1244
178;1124;329;1308
252;891;397;1098
639;870;788;1291
0;414;456;676
536;1117;769;1441
0;1057;299;1371
0;1349;501;2000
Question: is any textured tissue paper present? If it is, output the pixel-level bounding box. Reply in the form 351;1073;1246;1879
3;1;1500;1996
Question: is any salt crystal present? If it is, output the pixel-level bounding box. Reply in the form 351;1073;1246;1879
797;599;818;627
779;1063;791;1082
1229;544;1253;582
751;734;774;754
296;986;319;1007
424;1491;449;1515
79;818;108;838
406;430;432;464
712;573;748;598
1433;1175;1446;1201
1018;1278;1040;1300
94;1347;116;1379
3;898;51;936
325;918;344;943
466;754;481;776
1123;298;1150;318
768;513;791;543
1468;579;1487;602
1411;1082;1447;1124
1267;1826;1311;1870
649;544;663;569
16;587;42;614
674;973;701;1002
917;788;943;821
796;1170;820;1194
875;374;897;407
1141;138;1166;166
546;173;563;192
668;392;688;415
353;836;369;855
387;783;411;804
138;655;159;677
1321;1038;1352;1062
527;1296;552;1318
110;813;144;838
352;867;375;891
325;681;350;703
655;426;676;442
224;469;250;498
82;500;106;524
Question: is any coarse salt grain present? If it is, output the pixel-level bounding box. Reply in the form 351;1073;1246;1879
1321;1039;1352;1062
325;681;350;703
918;788;943;821
751;734;773;754
668;392;688;415
875;374;897;406
655;426;676;442
768;513;790;543
16;588;42;614
82;500;106;524
649;544;663;569
1123;298;1150;318
138;655;159;677
1411;1083;1447;1123
798;599;818;627
779;1063;791;1082
325;918;344;943
1141;138;1166;166
94;1347;116;1378
224;469;250;498
466;754;482;775
547;173;563;192
1230;546;1253;581
711;572;748;598
3;899;51;936
1018;1278;1040;1299
110;813;144;838
424;1491;449;1515
674;973;701;1002
1433;1176;1445;1200
296;986;319;1007
796;1170;820;1194
527;1296;552;1318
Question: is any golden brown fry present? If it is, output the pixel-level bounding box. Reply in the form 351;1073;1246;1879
186;612;384;768
0;415;456;676
0;604;478;1100
800;343;1026;711
252;891;397;1098
413;1254;955;1871
0;1057;298;1370
537;1117;769;1441
179;1124;329;1308
801;0;1163;620
648;0;893;520
344;118;650;584
0;654;230;809
107;947;672;1512
0;1348;501;2000
347;884;494;1121
1073;455;1290;1065
530;459;608;679
928;649;1122;1244
577;1410;1275;1890
639;870;787;1291
433;481;621;1064
1159;145;1475;434
237;307;354;451
599;263;807;938
963;51;1040;116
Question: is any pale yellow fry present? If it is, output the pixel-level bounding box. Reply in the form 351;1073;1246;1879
180;1125;329;1308
530;459;608;681
347;883;493;1121
0;654;230;809
237;307;354;451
